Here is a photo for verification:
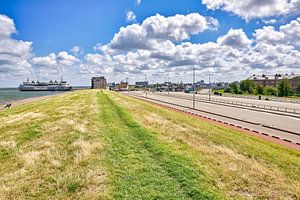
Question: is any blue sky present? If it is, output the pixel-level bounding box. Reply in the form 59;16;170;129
0;0;300;86
0;0;249;55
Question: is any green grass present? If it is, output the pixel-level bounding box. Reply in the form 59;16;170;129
17;125;41;145
0;148;13;160
109;91;300;199
0;90;299;199
66;181;81;193
98;92;222;199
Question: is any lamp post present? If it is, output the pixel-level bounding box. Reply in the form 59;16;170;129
127;77;129;94
208;74;211;101
145;74;148;98
275;74;279;97
193;68;195;109
167;76;170;96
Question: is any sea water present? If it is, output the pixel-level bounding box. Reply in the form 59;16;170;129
0;88;65;105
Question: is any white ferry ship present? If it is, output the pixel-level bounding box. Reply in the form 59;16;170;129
19;78;72;91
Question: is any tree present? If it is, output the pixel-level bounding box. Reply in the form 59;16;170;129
224;87;232;93
257;85;264;95
249;87;258;95
240;80;256;94
265;86;277;96
278;78;291;97
229;81;240;94
296;83;300;96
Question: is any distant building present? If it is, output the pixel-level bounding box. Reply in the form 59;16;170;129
117;82;128;91
91;76;107;89
248;73;300;90
107;82;116;90
135;81;148;88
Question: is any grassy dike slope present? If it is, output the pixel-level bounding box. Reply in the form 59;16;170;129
0;90;299;199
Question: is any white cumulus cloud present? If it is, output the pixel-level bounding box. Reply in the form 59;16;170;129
202;0;300;20
31;51;79;78
3;12;300;85
217;29;252;49
104;13;219;53
0;14;16;39
0;14;32;79
254;18;300;46
79;15;300;82
280;18;300;46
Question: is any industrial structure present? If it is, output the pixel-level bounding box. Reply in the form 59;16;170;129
249;73;300;90
91;76;107;89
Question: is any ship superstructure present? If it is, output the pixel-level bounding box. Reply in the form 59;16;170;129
19;78;72;91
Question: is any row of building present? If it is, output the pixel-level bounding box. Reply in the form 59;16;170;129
91;76;227;92
248;73;300;90
91;73;300;92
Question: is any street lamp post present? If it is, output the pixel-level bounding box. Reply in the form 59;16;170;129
145;74;147;98
193;68;195;109
127;77;129;94
167;76;170;96
208;74;211;101
275;74;279;97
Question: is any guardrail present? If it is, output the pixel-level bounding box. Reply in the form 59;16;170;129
222;93;300;104
152;92;300;115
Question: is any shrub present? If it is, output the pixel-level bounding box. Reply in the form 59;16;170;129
264;86;277;96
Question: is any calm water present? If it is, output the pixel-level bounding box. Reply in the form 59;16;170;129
0;88;66;105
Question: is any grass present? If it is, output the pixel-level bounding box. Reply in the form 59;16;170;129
0;89;299;199
98;92;221;199
108;91;300;199
17;125;41;145
66;181;81;193
0;90;108;199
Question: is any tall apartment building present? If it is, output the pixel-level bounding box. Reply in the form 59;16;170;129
91;76;107;89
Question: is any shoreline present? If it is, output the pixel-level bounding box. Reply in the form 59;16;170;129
0;92;69;111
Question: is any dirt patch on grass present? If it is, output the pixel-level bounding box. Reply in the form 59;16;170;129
73;139;103;164
144;112;169;126
0;112;46;127
140;111;189;133
75;123;86;134
80;169;109;199
0;140;16;148
41;118;87;134
20;151;42;166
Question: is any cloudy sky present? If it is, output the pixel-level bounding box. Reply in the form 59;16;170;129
1;0;300;87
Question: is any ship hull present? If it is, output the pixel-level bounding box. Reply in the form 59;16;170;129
18;87;72;91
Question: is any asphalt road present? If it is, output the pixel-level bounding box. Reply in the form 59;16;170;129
166;92;300;112
128;91;300;144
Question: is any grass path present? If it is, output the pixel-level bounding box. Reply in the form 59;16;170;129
109;91;300;199
98;92;222;199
